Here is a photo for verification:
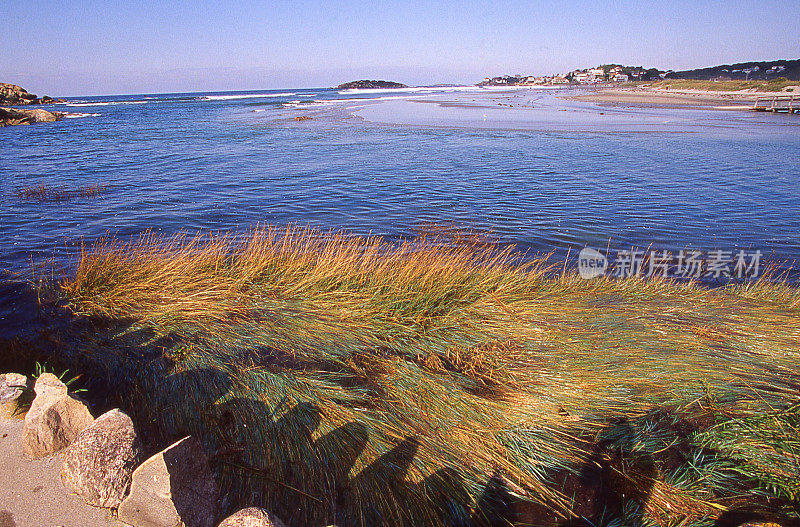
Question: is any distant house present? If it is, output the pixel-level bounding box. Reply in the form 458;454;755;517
612;73;629;82
588;68;605;77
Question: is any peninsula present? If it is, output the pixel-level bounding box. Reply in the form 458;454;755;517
479;58;800;87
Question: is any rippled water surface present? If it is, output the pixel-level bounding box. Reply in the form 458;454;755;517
2;87;799;277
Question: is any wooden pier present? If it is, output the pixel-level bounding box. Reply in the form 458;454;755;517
752;95;800;114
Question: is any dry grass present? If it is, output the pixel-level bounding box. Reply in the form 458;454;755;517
49;225;800;526
649;78;798;92
15;183;111;202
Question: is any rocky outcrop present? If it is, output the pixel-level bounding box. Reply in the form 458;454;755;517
61;408;143;509
118;436;219;527
37;95;64;104
336;80;408;90
0;83;65;105
22;373;94;458
0;106;63;126
0;373;29;419
218;508;288;527
0;83;38;104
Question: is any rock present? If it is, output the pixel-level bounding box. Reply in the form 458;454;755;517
61;408;143;509
0;373;29;419
293;115;312;121
0;106;63;126
336;80;408;90
22;373;94;458
218;507;287;527
118;436;218;527
37;95;66;104
0;83;38;105
0;83;65;105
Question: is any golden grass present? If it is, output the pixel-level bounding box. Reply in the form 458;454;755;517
649;78;798;92
52;225;800;525
15;183;111;202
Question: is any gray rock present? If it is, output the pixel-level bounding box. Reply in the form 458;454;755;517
0;106;63;126
218;508;287;527
0;373;29;419
61;408;143;508
118;436;218;527
22;373;94;458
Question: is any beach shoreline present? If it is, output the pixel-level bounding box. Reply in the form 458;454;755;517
315;85;800;134
564;85;794;109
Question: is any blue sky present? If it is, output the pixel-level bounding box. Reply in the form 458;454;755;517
5;0;799;95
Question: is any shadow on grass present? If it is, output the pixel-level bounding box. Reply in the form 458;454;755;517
2;280;798;527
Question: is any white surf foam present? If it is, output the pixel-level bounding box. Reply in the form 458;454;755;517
201;93;296;101
337;86;485;95
62;112;102;119
66;100;148;107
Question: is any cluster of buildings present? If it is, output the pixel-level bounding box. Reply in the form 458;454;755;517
718;64;784;79
479;65;656;87
570;66;633;84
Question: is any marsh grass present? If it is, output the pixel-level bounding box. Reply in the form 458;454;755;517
649;78;798;92
15;183;112;202
48;225;800;526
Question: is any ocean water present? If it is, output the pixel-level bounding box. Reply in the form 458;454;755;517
1;86;799;287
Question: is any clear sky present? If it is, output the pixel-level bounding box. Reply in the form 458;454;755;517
5;0;799;96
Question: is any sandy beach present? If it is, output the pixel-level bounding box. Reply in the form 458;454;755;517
0;416;123;527
565;86;795;109
290;86;800;134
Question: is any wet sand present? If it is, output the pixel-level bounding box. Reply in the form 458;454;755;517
267;85;799;135
345;88;789;134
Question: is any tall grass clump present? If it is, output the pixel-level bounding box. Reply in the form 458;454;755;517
15;183;111;202
45;225;800;526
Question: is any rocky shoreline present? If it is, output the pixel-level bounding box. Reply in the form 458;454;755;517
0;372;290;527
0;83;65;106
1;83;66;127
0;106;63;126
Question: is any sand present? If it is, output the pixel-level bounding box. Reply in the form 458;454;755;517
565;87;774;108
0;416;125;527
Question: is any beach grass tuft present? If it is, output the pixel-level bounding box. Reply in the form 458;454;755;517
15;183;112;202
41;225;800;526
